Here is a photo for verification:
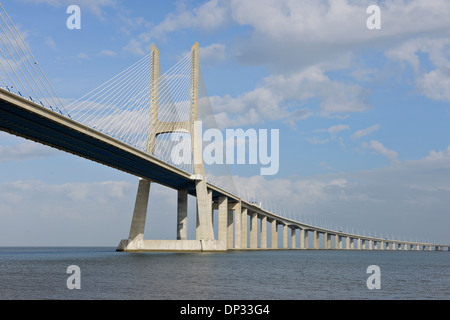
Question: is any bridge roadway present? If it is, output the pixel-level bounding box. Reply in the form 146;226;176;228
1;88;449;252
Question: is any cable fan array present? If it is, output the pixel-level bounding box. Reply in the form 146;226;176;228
66;52;195;173
0;0;235;191
0;3;68;116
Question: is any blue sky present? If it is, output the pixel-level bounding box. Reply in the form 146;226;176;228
1;0;450;246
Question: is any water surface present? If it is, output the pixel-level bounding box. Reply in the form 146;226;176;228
0;247;448;300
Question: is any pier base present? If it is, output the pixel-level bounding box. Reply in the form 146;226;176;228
116;239;226;252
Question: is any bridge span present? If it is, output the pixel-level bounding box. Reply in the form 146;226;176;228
1;88;449;252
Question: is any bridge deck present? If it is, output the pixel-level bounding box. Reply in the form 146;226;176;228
0;89;198;193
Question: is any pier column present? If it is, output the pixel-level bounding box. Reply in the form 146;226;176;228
313;230;319;249
234;203;241;250
357;238;361;250
380;241;384;250
250;212;258;249
218;196;228;247
305;230;309;249
260;215;267;249
338;235;343;249
290;227;296;249
334;234;339;249
128;178;151;243
283;224;288;249
177;189;188;240
346;236;350;249
300;229;306;249
209;189;213;224
227;208;234;249
326;233;332;249
241;207;248;249
271;220;278;249
368;239;373;250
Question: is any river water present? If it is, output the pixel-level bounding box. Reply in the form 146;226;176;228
0;247;448;300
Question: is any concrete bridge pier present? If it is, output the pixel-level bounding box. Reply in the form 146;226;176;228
290;227;297;249
241;207;248;249
227;207;233;250
300;229;306;249
325;233;331;249
313;230;320;249
250;211;258;249
304;230;309;249
177;189;188;240
271;219;278;249
282;224;289;249
260;215;267;249
123;178;151;249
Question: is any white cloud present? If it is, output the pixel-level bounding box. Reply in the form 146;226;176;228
319;161;333;171
200;43;227;66
0;141;60;162
123;38;147;56
99;50;117;57
226;0;450;112
417;68;450;101
306;137;329;145
123;0;230;53
149;0;230;39
0;178;181;245
328;124;350;138
20;0;118;19
425;145;450;160
77;52;90;61
210;66;369;128
386;37;450;102
231;0;450;72
351;124;380;139
362;140;399;164
44;37;56;50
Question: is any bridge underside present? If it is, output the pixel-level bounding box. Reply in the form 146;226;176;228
0;95;199;194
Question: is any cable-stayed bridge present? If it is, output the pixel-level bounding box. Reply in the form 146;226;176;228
0;5;448;252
